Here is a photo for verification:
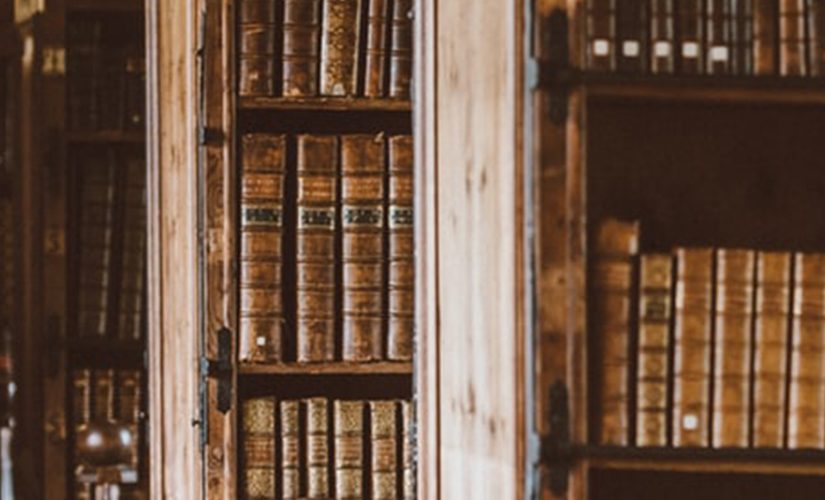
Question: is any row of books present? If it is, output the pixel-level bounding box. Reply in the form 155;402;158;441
242;396;412;499
240;133;413;364
0;198;11;334
594;218;825;449
76;148;146;342
67;14;145;132
239;0;412;99
585;0;825;77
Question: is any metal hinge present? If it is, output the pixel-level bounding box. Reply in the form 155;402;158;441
538;8;573;125
540;379;572;497
201;327;233;415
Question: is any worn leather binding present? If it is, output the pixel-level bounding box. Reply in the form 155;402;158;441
673;248;714;448
617;0;648;73
401;400;414;499
388;136;414;361
118;154;146;341
585;0;618;71
753;0;778;74
280;400;300;498
117;371;142;470
678;0;705;74
370;400;397;499
283;0;321;96
650;0;675;73
706;0;734;74
752;252;791;448
239;0;277;96
73;370;93;500
242;397;277;499
92;369;115;422
296;135;338;362
321;0;362;96
342;135;385;361
334;400;364;499
788;253;825;449
779;0;808;76
364;0;389;97
306;397;330;499
731;0;754;75
389;0;413;98
636;254;672;447
712;249;755;448
240;134;287;363
807;0;825;76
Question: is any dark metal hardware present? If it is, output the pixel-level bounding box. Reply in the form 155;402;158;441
202;327;233;414
540;379;572;497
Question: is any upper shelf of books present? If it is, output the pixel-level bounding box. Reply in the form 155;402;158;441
68;0;143;12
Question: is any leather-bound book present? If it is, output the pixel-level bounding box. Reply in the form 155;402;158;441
280;400;300;498
585;0;618;71
296;135;338;362
334;400;364;499
753;0;778;74
401;400;413;499
240;134;287;363
617;0;648;72
592;219;639;446
779;0;808;76
673;248;714;447
752;252;791;448
73;370;93;500
342;135;385;361
678;0;705;74
306;397;329;499
788;253;825;449
92;369;115;422
389;0;413;98
239;0;277;96
705;0;733;74
117;371;142;460
118;154;146;341
320;0;362;96
242;397;277;499
364;0;389;97
712;249;755;448
807;0;825;75
388;136;414;361
283;0;321;96
370;401;397;499
650;0;675;73
636;254;673;447
731;0;754;75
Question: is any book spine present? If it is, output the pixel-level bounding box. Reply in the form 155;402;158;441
617;0;649;72
240;134;287;363
364;0;389;97
753;0;778;74
92;369;115;422
239;0;277;96
401;400;414;499
370;401;397;500
388;136;414;361
779;0;808;76
342;135;385;361
321;0;362;96
593;219;639;446
389;0;413;98
650;0;676;73
297;135;338;362
673;248;714;447
752;252;791;448
636;254;673;447
788;253;825;449
678;0;705;74
117;370;142;471
124;47;145;130
306;397;330;499
807;0;825;75
731;0;754;75
243;396;277;498
334;400;364;499
118;154;146;341
712;249;755;448
283;0;321;97
586;0;618;71
72;370;92;499
705;0;733;74
280;400;300;498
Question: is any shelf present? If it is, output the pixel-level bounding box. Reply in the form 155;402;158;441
67;131;144;144
239;361;412;376
68;0;143;12
240;96;412;112
69;337;144;369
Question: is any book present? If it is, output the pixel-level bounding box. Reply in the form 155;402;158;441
67;18;102;131
678;0;704;74
306;397;329;499
753;0;778;74
807;0;825;76
585;0;618;71
123;47;146;130
296;135;338;362
364;0;390;97
320;0;362;96
705;0;733;74
341;134;385;361
636;253;672;447
370;400;397;499
788;253;825;449
712;249;755;448
242;396;277;499
650;0;675;73
389;0;413;98
731;0;754;75
240;134;287;363
779;0;808;76
117;370;142;478
673;248;714;448
401;400;414;499
239;0;277;96
92;369;115;422
592;218;638;446
280;400;300;498
617;0;648;73
388;136;414;361
334;400;364;499
283;0;321;96
752;252;791;448
72;370;93;500
117;153;146;341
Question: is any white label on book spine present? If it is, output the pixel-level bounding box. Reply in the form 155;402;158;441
654;41;672;57
682;41;699;58
593;39;610;56
682;414;699;430
710;45;729;62
622;40;640;57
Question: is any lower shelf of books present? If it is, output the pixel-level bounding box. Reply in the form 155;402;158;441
239;361;412;376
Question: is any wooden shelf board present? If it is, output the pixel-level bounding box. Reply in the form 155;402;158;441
239;361;412;376
240;96;412;112
67;131;145;144
68;0;143;12
69;338;145;368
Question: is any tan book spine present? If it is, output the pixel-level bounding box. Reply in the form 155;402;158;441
238;0;277;96
585;0;618;71
673;248;714;448
334;400;364;499
370;400;397;500
280;400;300;498
753;0;778;75
752;252;791;448
118;154;146;341
779;0;808;76
401;400;414;499
240;134;287;363
788;253;825;449
117;370;142;470
296;135;338;362
320;0;362;96
306;397;330;499
807;0;825;76
243;397;277;499
650;0;675;74
283;0;321;96
712;249;755;448
636;254;672;447
364;0;389;97
389;0;413;98
592;219;638;446
92;369;115;422
388;136;414;361
72;370;92;499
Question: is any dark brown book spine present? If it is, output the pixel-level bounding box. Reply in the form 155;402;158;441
92;369;115;422
586;0;618;71
243;397;277;499
240;134;287;363
779;0;808;76
753;0;778;74
118;154;146;341
673;248;714;448
370;400;397;499
364;0;390;97
617;0;649;72
389;0;413;98
239;0;277;96
280;400;300;497
678;0;705;74
731;0;754;74
306;397;330;499
650;0;676;73
117;370;142;472
705;0;733;74
283;0;321;96
388;136;414;361
297;135;338;362
321;0;362;96
334;400;364;499
342;135;385;361
807;0;825;75
72;370;92;499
